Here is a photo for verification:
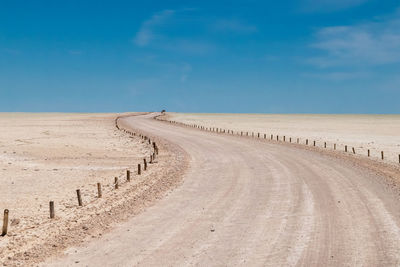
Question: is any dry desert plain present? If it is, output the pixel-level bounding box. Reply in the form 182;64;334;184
0;113;186;266
2;112;400;266
167;113;400;164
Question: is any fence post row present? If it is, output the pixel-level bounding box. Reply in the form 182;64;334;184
162;118;400;177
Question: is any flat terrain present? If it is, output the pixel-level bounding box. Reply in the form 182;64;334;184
46;113;400;266
0;113;185;265
167;113;400;163
0;113;148;221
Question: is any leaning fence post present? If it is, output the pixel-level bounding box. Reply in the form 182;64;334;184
2;209;9;236
49;201;55;219
114;177;119;189
97;183;102;198
352;147;355;154
76;189;82;206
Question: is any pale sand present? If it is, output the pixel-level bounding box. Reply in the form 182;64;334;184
166;113;400;163
0;113;187;265
45;113;400;266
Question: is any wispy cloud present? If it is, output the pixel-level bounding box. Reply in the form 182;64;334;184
133;9;256;56
309;12;400;67
134;9;175;46
301;0;369;12
133;9;215;55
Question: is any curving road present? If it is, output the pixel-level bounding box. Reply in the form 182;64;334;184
47;113;400;266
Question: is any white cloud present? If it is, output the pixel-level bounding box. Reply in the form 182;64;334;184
309;14;400;67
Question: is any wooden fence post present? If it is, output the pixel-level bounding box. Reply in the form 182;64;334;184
127;170;131;182
97;183;102;198
289;137;292;143
283;136;286;142
271;134;273;140
324;142;326;148
334;144;336;150
306;139;308;145
49;201;55;219
297;138;299;144
144;158;147;170
138;164;141;175
345;145;348;152
2;209;9;236
76;189;82;206
313;141;316;146
381;151;384;160
352;147;355;154
368;149;370;157
114;177;119;189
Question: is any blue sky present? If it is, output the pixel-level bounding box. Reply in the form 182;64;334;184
1;0;400;113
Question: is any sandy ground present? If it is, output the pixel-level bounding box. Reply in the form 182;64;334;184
45;113;400;266
0;113;187;266
166;113;400;164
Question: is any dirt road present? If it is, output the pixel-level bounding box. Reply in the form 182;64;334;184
46;113;400;266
